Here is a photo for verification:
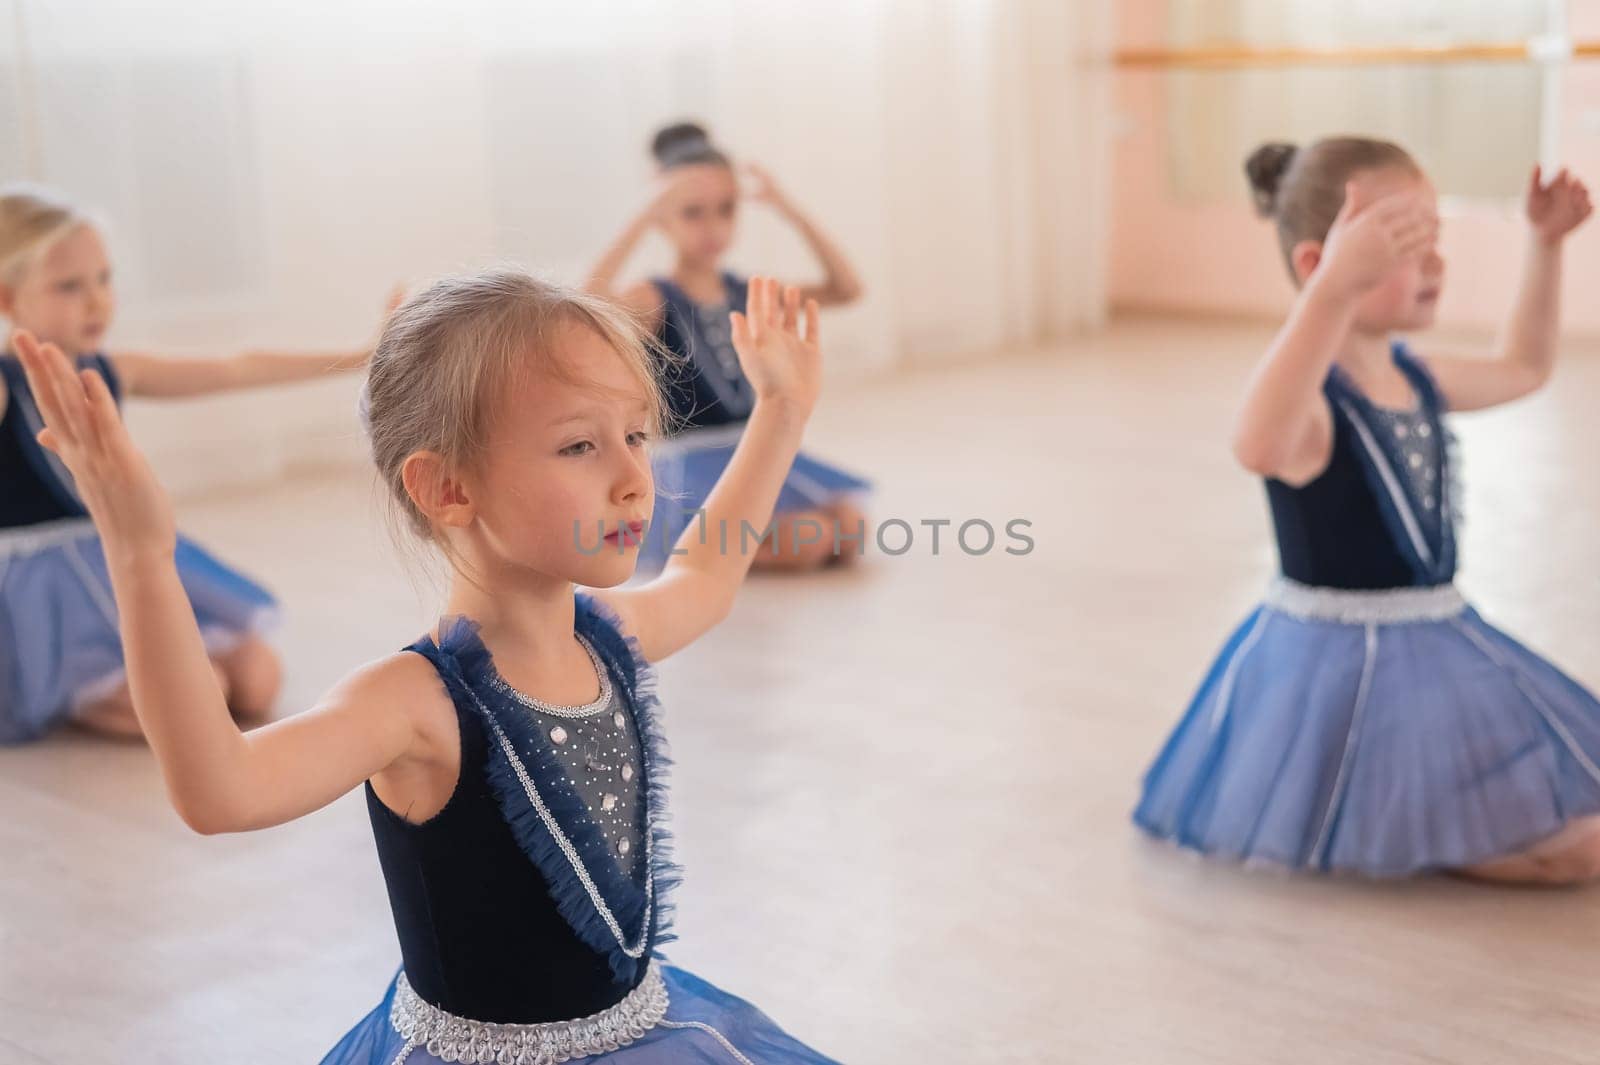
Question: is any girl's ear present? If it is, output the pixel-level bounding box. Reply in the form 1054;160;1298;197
1290;240;1324;286
0;282;16;318
401;451;476;530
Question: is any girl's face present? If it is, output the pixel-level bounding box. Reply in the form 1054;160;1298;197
461;324;656;589
657;164;739;267
1;224;116;356
1346;168;1445;333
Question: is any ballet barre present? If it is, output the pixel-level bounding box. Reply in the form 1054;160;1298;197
1114;39;1600;70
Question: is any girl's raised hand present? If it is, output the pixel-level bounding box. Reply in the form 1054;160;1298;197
1526;165;1593;246
12;329;175;559
1316;181;1438;299
728;278;822;417
742;163;787;209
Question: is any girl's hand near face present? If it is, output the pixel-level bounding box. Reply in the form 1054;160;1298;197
742;163;789;212
1313;181;1439;303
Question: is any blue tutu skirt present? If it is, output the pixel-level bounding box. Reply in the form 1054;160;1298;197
0;518;277;744
1135;579;1600;876
638;425;871;572
320;962;840;1064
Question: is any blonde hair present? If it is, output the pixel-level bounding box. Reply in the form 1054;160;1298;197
0;185;90;288
365;268;665;543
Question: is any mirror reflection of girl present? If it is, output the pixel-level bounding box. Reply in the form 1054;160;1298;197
0;186;390;743
587;122;871;573
1136;139;1600;884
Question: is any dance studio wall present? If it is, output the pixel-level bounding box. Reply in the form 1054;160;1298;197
0;0;1111;496
1109;2;1600;339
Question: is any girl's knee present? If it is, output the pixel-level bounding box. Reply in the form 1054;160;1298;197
826;501;869;564
219;638;282;718
777;513;841;569
73;690;145;741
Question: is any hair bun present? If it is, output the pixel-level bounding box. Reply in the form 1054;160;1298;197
1244;142;1298;217
650;122;712;166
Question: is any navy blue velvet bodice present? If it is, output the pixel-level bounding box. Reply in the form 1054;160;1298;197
363;692;631;1023
650;272;754;432
1264;344;1457;590
365;599;671;1024
0;353;119;529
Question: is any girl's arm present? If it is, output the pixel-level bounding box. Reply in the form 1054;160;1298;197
11;328;437;834
746;165;863;307
1233;185;1438;485
113;348;368;398
591;278;820;661
1421;167;1592;413
110;286;404;399
584;186;679;327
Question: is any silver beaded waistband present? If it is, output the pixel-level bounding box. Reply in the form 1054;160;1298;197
1264;577;1467;624
389;960;668;1064
0;517;98;560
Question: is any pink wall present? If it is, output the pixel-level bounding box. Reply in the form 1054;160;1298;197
1111;5;1600;338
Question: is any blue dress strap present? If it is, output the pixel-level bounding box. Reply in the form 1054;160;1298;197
1;351;123;402
648;276;693;319
1389;339;1446;413
649;273;747;317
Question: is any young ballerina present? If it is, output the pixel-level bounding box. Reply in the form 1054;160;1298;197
13;270;840;1061
587;121;870;572
1135;138;1600;884
0;185;387;743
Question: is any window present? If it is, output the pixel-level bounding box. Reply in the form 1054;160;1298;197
1165;0;1557;202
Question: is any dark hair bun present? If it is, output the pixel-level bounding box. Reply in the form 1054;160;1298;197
1244;142;1298;217
651;121;714;167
